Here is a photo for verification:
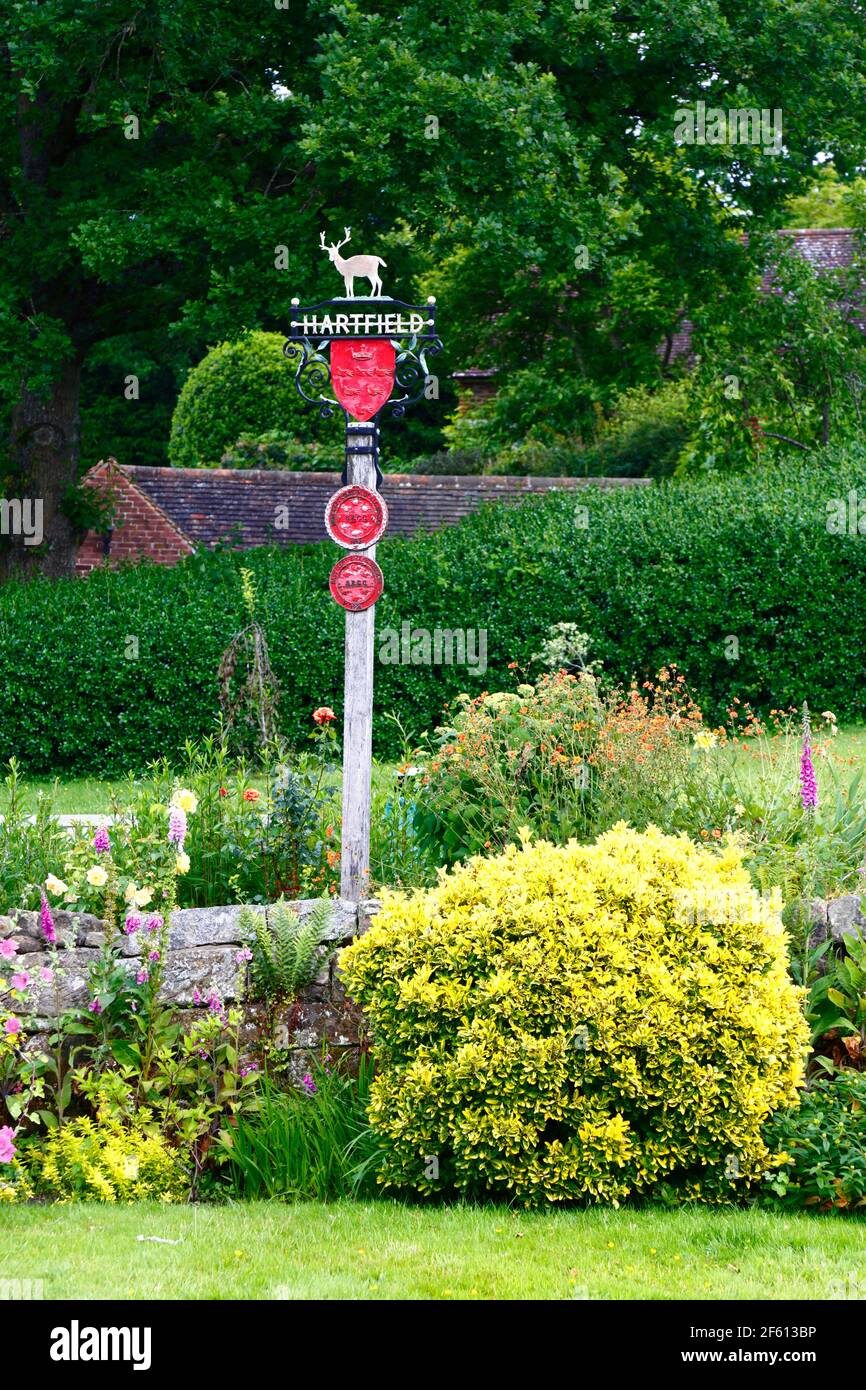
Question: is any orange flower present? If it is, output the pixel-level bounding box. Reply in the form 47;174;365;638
313;706;336;725
243;788;261;803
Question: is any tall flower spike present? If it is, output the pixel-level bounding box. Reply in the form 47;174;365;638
800;739;818;812
40;892;57;945
168;804;187;847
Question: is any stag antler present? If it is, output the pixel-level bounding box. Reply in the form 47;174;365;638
335;227;352;250
319;230;328;251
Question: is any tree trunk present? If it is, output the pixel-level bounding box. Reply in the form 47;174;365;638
4;354;83;579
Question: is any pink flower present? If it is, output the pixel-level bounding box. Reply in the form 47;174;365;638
136;969;149;985
148;949;160;962
88;997;103;1015
40;967;53;983
235;947;253;964
800;742;818;811
145;914;163;933
40;893;56;945
193;988;201;1006
92;825;111;854
4;1018;21;1036
0;1126;16;1164
301;1073;317;1096
312;706;336;725
0;939;18;959
10;973;29;991
124;914;142;935
168;805;187;847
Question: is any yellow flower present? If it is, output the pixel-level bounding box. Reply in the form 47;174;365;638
133;887;153;908
45;874;68;896
693;730;718;751
175;852;190;875
124;881;138;903
173;788;198;814
86;866;108;888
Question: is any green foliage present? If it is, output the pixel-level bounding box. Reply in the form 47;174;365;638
761;1071;866;1211
219;1059;380;1200
0;759;69;911
784;164;866;230
685;232;866;469
241;898;328;1004
26;1114;187;1203
219;431;344;472
341;826;808;1205
169;333;338;468
3;451;866;775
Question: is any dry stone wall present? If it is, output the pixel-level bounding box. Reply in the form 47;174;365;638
1;898;379;1076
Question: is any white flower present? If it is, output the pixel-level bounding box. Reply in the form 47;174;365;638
45;874;68;896
133;887;153;908
175;852;190;875
733;803;746;817
693;730;718;751
86;866;108;888
124;881;138;903
172;788;198;814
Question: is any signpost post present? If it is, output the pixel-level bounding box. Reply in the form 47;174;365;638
286;233;443;900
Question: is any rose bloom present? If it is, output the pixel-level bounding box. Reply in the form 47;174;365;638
176;851;191;875
45;873;68;896
86;866;108;888
133;887;153;908
242;788;261;803
312;706;336;726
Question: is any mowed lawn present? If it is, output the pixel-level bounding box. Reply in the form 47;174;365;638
1;1202;863;1300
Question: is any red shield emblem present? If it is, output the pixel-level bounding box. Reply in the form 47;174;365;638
330;339;396;422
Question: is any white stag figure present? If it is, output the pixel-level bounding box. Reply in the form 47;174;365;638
320;227;386;298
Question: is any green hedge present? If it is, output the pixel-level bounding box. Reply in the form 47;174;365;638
2;451;866;775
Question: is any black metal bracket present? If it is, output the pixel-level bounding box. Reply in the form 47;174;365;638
343;426;381;487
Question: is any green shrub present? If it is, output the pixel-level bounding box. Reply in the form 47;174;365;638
584;378;695;478
3;449;866;775
219;431;343;472
169;332;339;468
760;1070;866;1212
341;825;808;1205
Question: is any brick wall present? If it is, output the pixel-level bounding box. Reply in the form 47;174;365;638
75;460;194;575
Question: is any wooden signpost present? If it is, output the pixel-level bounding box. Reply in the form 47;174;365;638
286;232;443;900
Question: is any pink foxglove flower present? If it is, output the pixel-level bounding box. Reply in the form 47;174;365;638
40;893;56;945
168;805;187;847
800;742;818;811
93;825;111;854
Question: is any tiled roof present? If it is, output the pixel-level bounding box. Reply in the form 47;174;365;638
121;465;648;550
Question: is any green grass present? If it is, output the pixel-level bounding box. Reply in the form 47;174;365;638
1;1201;863;1300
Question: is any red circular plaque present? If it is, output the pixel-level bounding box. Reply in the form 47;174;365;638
329;554;384;612
325;485;388;550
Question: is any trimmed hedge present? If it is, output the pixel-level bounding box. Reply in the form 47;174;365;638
168;331;339;467
2;451;866;775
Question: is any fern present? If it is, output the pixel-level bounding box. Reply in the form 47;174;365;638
241;897;330;1002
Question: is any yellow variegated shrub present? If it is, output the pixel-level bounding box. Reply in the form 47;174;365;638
28;1118;186;1203
342;825;809;1205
